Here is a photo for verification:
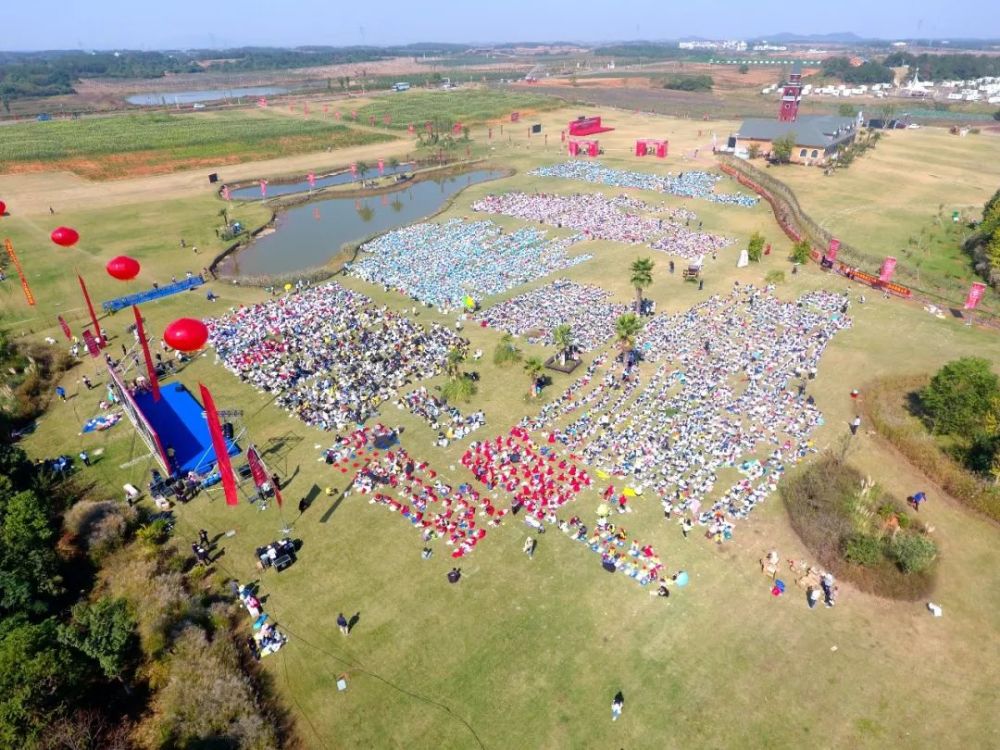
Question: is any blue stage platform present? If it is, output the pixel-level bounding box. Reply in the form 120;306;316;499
132;381;239;475
102;276;205;313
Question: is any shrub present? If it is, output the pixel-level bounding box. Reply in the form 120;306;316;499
842;533;881;567
889;533;938;574
748;232;765;262
792;239;812;264
136;518;170;547
63;501;136;559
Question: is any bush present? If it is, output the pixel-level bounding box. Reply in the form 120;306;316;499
889;533;938;573
792;239;812;264
748;232;765;262
662;75;713;92
842;533;881;567
136;518;170;547
63;501;136;559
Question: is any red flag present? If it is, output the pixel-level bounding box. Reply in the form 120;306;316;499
246;445;283;507
826;238;840;262
307;172;316;189
133;305;160;402
57;315;72;340
964;282;987;311
82;330;101;357
878;256;897;284
200;384;239;506
260;179;268;199
78;274;103;347
377;158;384;176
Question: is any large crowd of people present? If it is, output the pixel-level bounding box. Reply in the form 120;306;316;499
348;219;590;311
476;279;628;351
395;386;485;446
471;191;733;262
208;283;465;431
530;161;759;207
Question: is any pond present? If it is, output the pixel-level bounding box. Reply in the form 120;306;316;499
219;169;505;277
126;86;290;106
230;163;413;200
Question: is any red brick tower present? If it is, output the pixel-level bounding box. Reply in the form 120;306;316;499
778;64;802;122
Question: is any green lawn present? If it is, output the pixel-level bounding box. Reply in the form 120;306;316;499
2;122;999;749
353;89;564;130
776;127;1000;314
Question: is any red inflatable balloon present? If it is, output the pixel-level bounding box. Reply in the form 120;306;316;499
106;255;141;281
164;318;209;352
0;201;7;216
50;226;80;247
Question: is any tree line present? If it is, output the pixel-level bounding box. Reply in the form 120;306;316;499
884;51;1000;81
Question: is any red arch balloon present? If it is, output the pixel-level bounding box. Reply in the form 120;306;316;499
164;318;209;352
106;255;141;281
0;201;7;216
50;226;80;247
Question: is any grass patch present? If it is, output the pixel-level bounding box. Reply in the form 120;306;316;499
353;89;563;129
781;454;937;600
864;375;1000;522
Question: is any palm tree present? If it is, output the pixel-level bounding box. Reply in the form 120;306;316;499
390;198;404;213
629;257;654;313
552;324;574;366
493;333;522;367
357;205;374;223
524;356;544;398
388;157;400;170
446;346;466;377
442;375;477;404
356;161;370;181
614;313;643;366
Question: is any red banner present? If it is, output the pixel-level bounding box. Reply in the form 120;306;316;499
82;330;101;357
879;256;897;284
408;123;415;134
78;275;103;347
133;305;160;402
200;384;239;506
260;179;268;199
307;172;316;189
377;158;384;175
826;238;841;261
4;239;36;306
246;445;283;507
57;315;72;340
350;163;357;176
964;281;987;311
510;111;520;122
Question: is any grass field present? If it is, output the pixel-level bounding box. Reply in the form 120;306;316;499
0;110;397;179
776;128;1000;314
1;102;999;749
351;88;565;129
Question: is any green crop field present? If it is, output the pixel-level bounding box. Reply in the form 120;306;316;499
1;104;998;749
353;88;564;129
0;111;397;178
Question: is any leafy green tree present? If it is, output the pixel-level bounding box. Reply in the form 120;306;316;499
356;161;370;180
920;357;1000;435
771;133;796;164
60;598;138;683
446;346;466;377
792;239;812;264
493;333;522;367
441;375;477;404
552;324;574;366
0;489;62;616
523;356;544;398
0;618;85;748
614;313;643;360
746;143;761;160
747;232;765;262
629;257;654;312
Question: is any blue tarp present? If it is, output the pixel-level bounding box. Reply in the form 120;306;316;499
103;276;205;313
132;381;239;475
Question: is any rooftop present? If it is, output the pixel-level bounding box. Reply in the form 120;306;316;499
736;115;858;148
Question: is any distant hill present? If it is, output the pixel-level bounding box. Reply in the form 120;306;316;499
760;32;866;43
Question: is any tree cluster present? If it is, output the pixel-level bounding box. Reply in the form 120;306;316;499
820;57;894;84
884;51;1000;81
661;74;714;92
920;357;1000;481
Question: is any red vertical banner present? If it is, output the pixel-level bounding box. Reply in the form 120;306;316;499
57;315;72;340
4;239;36;306
826;238;841;262
259;179;268;199
879;256;897;283
350;163;357;178
246;445;283;507
77;274;103;347
132;305;161;402
377;158;384;176
307;172;316;189
408;123;415;134
82;330;100;357
335;110;342;120
200;384;239;506
964;281;987;310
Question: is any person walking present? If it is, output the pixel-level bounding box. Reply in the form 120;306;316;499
78;450;90;467
611;692;624;721
680;517;693;539
523;536;536;559
82;375;93;390
849;415;861;435
337;613;350;635
55;386;67;402
821;573;836;608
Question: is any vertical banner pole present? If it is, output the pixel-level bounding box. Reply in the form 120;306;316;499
200;384;239;506
77;274;103;347
132;305;161;402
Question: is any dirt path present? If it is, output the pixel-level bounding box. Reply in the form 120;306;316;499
0;139;417;214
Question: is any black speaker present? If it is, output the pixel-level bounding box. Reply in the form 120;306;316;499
532;124;541;133
208;172;219;184
222;422;234;440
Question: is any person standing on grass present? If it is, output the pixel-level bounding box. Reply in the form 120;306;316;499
680;517;693;539
850;415;861;436
808;586;821;609
199;529;210;548
337;613;350;635
78;450;90;467
611;692;624;721
56;386;67;402
523;536;536;559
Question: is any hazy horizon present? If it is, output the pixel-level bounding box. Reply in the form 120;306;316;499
4;0;999;52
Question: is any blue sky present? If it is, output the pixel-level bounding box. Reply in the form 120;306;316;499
3;0;997;50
